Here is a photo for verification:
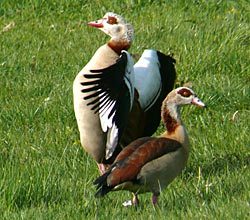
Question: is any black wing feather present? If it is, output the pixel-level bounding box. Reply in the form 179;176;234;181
81;51;132;141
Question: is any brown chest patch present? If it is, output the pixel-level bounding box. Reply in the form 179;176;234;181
162;109;179;133
108;41;130;54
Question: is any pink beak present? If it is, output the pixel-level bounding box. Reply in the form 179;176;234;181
191;97;206;108
88;20;104;28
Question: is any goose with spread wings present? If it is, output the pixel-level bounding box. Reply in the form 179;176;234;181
73;12;176;173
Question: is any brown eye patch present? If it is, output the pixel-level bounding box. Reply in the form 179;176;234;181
177;88;193;97
107;16;118;24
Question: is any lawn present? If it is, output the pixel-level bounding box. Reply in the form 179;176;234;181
0;0;249;219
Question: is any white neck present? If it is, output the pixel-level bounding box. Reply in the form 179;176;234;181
161;101;189;148
167;102;182;125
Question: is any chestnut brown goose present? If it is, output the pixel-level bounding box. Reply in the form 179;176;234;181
93;87;206;206
73;12;176;173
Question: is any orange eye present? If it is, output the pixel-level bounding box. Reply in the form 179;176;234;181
182;91;189;97
107;16;118;25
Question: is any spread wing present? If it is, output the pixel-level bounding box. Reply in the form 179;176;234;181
81;50;135;159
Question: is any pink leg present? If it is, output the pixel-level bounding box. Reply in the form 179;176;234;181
152;193;159;206
97;163;106;175
132;193;139;206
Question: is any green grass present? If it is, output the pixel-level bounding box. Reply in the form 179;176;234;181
0;0;249;219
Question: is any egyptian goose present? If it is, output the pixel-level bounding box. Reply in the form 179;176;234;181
73;12;176;173
93;87;206;206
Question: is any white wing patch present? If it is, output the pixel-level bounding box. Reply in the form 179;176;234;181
134;49;162;111
97;90;117;159
99;91;116;132
105;124;119;159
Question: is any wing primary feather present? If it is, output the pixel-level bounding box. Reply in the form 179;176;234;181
91;98;113;114
86;97;99;106
83;90;103;100
88;96;109;111
83;73;104;79
80;79;101;86
86;92;109;106
108;102;118;119
81;85;102;93
99;95;112;109
97;99;115;115
90;99;109;112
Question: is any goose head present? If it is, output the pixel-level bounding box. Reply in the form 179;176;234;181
161;87;205;134
88;12;134;51
165;87;206;108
